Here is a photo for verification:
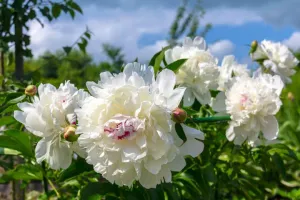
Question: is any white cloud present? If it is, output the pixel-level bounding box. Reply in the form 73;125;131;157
283;32;300;51
208;40;235;59
29;7;174;62
203;7;262;25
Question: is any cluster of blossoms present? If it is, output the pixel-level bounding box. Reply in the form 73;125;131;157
14;37;298;188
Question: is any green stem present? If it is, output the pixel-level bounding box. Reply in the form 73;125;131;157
42;162;49;196
185;115;231;123
48;179;61;198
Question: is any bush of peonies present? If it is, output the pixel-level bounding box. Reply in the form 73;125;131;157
12;37;299;193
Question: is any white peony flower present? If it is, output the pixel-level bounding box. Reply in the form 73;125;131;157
218;55;250;91
76;62;204;188
165;37;219;106
225;74;283;145
14;81;89;169
251;40;299;84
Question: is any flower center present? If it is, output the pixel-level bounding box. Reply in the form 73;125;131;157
104;115;144;140
240;94;249;110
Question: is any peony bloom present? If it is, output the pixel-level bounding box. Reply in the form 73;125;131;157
165;37;219;106
218;55;249;91
225;74;283;145
251;40;299;84
76;62;204;188
14;81;88;169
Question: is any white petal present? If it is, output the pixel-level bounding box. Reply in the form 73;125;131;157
100;71;113;83
262;115;279;140
183;88;195;107
233;135;246;145
35;137;49;164
211;92;226;112
193;36;206;50
38;83;56;97
86;81;102;97
221;55;235;67
183;37;193;47
193;90;211;105
164;49;173;65
72;142;87;158
168;155;186;171
14;111;26;124
128;72;145;87
181;124;204;140
226;125;235;141
156;69;176;96
166;87;186;110
180;139;204;157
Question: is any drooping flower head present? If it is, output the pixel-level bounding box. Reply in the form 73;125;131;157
76;63;204;188
14;81;89;169
251;40;299;84
165;37;219;106
225;74;283;145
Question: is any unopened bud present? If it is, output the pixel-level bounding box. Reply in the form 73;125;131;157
63;126;78;142
172;108;187;123
25;85;37;96
287;92;295;101
250;40;258;53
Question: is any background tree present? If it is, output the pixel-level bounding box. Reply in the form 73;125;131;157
102;43;125;73
0;0;84;81
168;0;212;46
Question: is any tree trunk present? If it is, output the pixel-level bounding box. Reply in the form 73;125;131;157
14;1;24;81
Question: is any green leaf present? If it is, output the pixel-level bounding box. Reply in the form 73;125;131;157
79;182;118;200
69;2;83;14
0;130;33;157
0;116;15;126
7;95;26;105
272;153;286;177
1;92;24;106
175;123;187;143
166;59;187;72
52;3;61;18
153;47;169;74
63;46;72;55
149;51;162;66
0;164;42;183
84;32;91;39
59;157;94;181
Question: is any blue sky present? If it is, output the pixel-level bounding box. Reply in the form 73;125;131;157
28;0;300;66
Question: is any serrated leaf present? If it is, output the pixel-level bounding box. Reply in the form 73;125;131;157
166;59;187;72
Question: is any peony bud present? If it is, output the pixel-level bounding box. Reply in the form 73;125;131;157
287;92;295;101
25;85;37;96
63;126;79;142
172;108;187;123
250;40;258;53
